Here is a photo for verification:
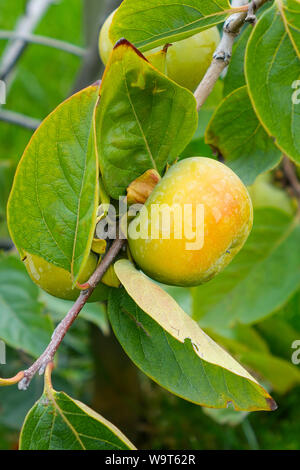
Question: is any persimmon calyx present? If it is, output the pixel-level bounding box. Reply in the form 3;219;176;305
127;169;161;205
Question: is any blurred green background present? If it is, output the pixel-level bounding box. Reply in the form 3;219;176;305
0;0;300;451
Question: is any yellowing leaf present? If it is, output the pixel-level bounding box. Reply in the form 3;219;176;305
112;259;276;411
115;260;255;382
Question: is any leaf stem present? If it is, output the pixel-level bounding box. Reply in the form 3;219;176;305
0;371;25;387
18;234;126;391
194;0;270;110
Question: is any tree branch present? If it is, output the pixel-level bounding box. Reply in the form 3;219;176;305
0;109;41;130
18;234;126;391
0;31;86;57
282;156;300;201
0;0;54;82
194;0;270;110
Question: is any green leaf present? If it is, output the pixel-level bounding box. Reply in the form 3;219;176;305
7;84;100;284
19;366;136;450
280;289;300;331
193;208;300;328
0;255;52;358
257;292;300;359
180;137;215;160
110;260;276;412
237;351;300;394
205;86;282;185
208;324;270;354
207;328;300;394
96;40;198;198
110;0;234;51
245;0;300;162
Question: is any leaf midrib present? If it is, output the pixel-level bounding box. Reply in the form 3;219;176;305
44;391;126;450
70;95;95;281
122;59;158;173
115;3;234;48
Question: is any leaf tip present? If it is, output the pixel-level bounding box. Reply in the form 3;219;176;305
91;79;102;89
266;397;278;411
113;38;148;62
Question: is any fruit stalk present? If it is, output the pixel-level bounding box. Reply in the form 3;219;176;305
194;0;270;110
18;234;126;391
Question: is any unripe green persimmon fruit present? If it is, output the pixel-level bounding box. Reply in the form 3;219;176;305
128;157;253;287
24;252;108;301
99;10;220;91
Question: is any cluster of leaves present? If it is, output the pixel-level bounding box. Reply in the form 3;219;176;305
0;0;300;450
